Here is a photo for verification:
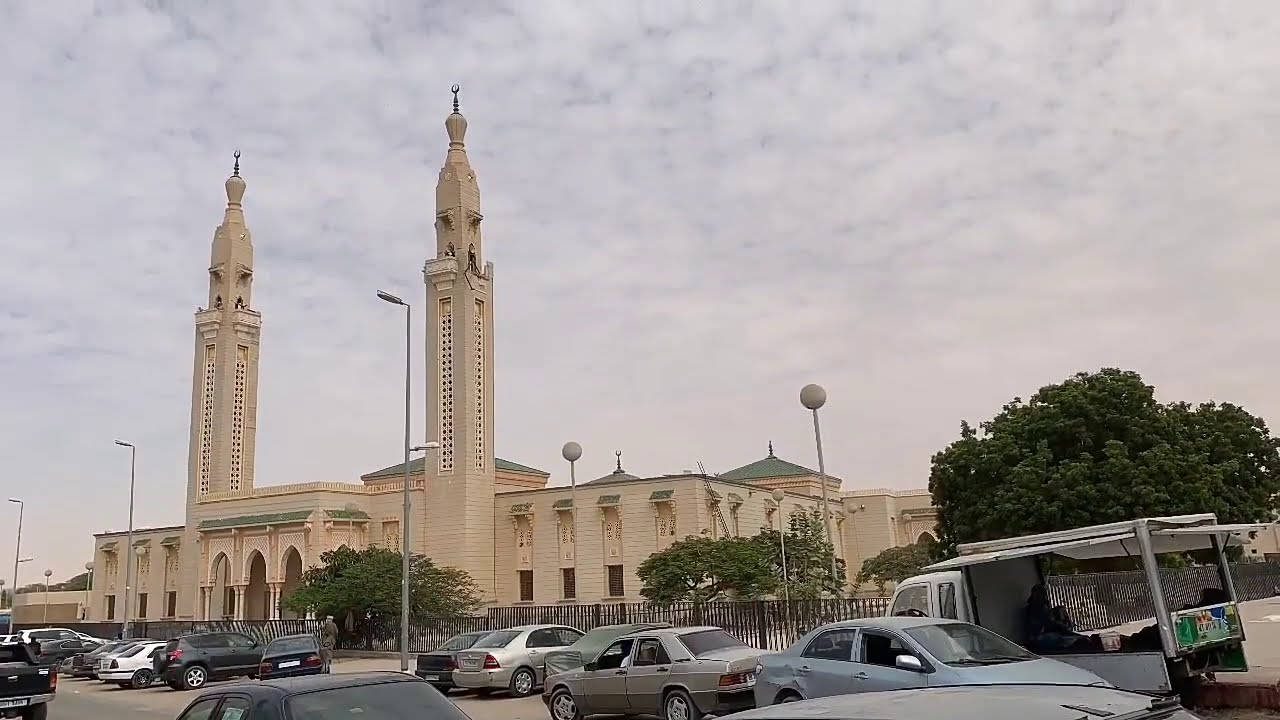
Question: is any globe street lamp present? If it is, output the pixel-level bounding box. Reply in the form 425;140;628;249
7;498;23;634
114;440;137;637
561;442;582;599
404;442;439;670
800;384;839;585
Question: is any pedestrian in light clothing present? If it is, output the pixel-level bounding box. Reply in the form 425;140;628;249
320;615;338;673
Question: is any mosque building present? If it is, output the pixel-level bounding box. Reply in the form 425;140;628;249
87;92;937;621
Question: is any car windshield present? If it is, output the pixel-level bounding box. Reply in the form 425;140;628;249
439;633;483;651
905;623;1036;665
268;636;318;654
678;630;746;657
472;630;520;648
287;680;470;719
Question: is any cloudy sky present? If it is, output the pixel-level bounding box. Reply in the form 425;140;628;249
3;1;1279;582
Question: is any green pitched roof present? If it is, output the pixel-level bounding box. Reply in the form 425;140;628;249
649;489;674;500
718;454;816;482
552;499;574;509
362;456;548;479
509;503;533;515
198;511;313;530
160;536;182;547
597;494;621;506
133;538;151;547
325;509;370;521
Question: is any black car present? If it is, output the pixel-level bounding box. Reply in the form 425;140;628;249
414;630;488;691
155;632;264;691
35;638;101;670
173;672;470;720
66;640;131;678
257;634;324;680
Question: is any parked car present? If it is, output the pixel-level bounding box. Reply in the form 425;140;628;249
35;637;101;670
0;640;56;720
544;626;763;720
719;683;1200;720
257;634;325;680
544;623;673;677
154;632;264;691
90;641;156;679
66;640;132;678
15;628;106;646
98;640;167;689
453;625;584;697
171;672;469;720
753;616;1108;706
414;630;489;691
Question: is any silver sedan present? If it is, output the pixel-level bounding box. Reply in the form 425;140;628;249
544;626;764;720
453;625;583;697
754;616;1107;706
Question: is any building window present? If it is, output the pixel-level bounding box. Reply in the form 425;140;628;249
438;299;454;473
519;570;534;602
229;345;248;491
562;568;576;600
166;592;177;618
105;595;116;620
474;300;485;470
730;506;741;536
607;565;625;598
198;344;216;496
137;593;148;619
382;520;400;550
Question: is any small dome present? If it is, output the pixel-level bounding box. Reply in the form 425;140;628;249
225;174;246;205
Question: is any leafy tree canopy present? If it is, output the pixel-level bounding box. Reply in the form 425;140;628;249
855;540;938;593
930;368;1280;552
637;510;846;604
284;546;480;629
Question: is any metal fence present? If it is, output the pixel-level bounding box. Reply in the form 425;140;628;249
1047;561;1280;632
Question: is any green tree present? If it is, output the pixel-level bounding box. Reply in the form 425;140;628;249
636;535;777;604
757;511;847;599
930;369;1280;552
855;540;938;593
284;546;480;633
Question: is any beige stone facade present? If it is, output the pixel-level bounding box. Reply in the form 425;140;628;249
86;93;936;621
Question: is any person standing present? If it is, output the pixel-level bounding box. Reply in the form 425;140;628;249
320;615;339;673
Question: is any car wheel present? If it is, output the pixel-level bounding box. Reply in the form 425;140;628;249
777;691;802;704
131;669;155;689
509;667;536;697
19;703;48;720
663;689;702;720
549;688;582;720
181;665;208;690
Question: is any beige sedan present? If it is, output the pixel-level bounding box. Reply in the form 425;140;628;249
543;626;763;720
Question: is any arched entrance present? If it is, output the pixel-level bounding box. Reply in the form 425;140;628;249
917;531;937;545
280;548;303;620
245;552;268;620
210;553;231;619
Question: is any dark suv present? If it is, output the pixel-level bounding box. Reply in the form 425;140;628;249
154;632;264;691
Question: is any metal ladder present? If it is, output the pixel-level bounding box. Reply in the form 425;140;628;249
697;462;731;538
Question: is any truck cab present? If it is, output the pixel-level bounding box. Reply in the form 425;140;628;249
888;514;1264;697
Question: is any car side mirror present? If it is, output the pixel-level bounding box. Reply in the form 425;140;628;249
583;662;598;672
894;655;923;672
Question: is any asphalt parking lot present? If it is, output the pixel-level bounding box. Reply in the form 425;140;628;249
49;660;549;720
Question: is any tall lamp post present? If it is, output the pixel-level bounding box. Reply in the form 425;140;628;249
376;289;414;672
7;498;23;634
133;546;146;624
114;440;137;637
771;490;791;602
83;562;94;620
800;384;838;584
42;570;52;623
405;442;439;665
561;442;582;598
0;579;6;612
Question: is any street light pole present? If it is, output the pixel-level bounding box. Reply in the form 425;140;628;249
42;570;52;623
7;498;23;634
83;562;94;621
114;440;137;636
377;290;414;672
561;443;582;600
800;384;839;586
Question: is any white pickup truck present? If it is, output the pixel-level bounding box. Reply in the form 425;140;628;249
887;514;1264;698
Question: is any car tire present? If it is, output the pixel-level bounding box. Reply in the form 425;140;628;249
19;703;48;720
662;689;703;720
181;665;209;691
508;667;536;697
776;691;802;704
549;688;582;720
131;668;155;689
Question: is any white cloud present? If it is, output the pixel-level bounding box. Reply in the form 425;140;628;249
3;1;1279;579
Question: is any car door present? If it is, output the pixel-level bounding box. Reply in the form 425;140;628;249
580;638;634;715
225;634;261;675
538;628;583;682
525;629;555;678
790;628;859;699
889;584;932;617
195;634;236;676
623;636;673;714
852;629;928;693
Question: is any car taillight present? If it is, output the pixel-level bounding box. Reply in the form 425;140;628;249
49;672;57;691
259;662;272;675
110;660;119;669
169;649;183;662
444;657;456;670
303;655;323;668
719;672;751;687
483;654;500;669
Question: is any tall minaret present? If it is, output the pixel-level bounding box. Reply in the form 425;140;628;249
186;153;263;503
423;86;497;600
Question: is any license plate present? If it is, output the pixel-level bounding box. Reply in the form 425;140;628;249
278;660;301;669
422;674;439;681
462;660;478;668
0;699;28;709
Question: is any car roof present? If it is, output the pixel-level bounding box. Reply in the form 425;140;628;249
724;684;1164;720
267;633;317;641
618;625;723;639
819;616;965;631
212;671;419;697
491;624;577;632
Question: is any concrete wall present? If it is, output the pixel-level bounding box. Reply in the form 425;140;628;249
12;590;86;624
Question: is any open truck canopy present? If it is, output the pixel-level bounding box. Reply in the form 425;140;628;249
924;515;1267;571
